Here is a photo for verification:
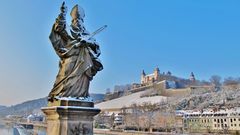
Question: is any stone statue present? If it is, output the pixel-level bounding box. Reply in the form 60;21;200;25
48;2;103;101
42;3;103;135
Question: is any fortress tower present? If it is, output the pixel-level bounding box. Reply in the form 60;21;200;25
154;67;160;81
190;72;196;82
141;70;146;84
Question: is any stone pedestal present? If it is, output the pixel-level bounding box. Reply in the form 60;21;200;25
42;99;100;135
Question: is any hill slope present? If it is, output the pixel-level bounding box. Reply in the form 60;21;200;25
175;89;240;110
0;105;7;111
0;93;104;117
0;97;47;117
96;90;168;110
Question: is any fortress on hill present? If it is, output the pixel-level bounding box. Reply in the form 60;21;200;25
104;67;199;101
140;67;196;88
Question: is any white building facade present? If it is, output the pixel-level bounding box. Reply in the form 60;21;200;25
181;108;240;134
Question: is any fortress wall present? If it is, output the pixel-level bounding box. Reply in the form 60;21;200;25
162;88;191;97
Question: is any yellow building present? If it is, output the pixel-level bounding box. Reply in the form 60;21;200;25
182;108;240;134
141;67;160;85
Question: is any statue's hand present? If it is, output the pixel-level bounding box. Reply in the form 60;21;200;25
74;42;86;48
54;2;67;32
80;39;87;44
74;43;80;48
71;38;88;48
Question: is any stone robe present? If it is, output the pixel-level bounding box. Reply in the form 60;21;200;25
48;25;103;99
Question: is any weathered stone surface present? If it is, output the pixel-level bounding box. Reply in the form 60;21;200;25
42;102;100;135
48;2;103;100
48;99;94;108
42;2;103;134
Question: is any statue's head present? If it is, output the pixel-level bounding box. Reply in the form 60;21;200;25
70;4;85;32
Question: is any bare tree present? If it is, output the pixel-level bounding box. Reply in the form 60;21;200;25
210;75;222;87
140;102;158;132
223;77;240;86
123;103;159;132
94;112;107;128
128;103;141;130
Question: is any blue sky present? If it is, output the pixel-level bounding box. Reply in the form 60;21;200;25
0;0;240;105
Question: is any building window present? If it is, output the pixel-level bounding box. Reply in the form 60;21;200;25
214;119;216;122
231;119;233;122
234;118;236;121
214;124;216;127
224;119;226;122
231;124;233;127
239;118;240;121
225;124;227;127
235;124;237;127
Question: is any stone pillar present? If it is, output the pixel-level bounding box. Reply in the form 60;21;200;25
42;99;100;135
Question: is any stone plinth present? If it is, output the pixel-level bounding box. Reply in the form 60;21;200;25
42;99;100;135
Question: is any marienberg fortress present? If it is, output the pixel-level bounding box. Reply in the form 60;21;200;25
104;67;208;101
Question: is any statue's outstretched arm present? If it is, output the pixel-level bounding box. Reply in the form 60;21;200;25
53;2;67;33
49;2;70;58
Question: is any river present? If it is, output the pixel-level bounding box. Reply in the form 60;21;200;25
0;123;14;135
0;121;46;135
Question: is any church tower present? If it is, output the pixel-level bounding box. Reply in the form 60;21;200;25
154;67;160;82
141;70;146;84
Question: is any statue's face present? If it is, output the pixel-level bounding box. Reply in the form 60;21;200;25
72;18;84;32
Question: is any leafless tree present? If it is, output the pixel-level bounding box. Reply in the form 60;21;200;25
127;103;141;130
140;102;158;132
223;77;240;86
210;75;222;87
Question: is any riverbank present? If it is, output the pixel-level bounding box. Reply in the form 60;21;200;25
94;129;177;135
94;129;228;135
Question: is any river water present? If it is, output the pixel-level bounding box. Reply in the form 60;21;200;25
0;125;14;135
0;121;107;135
0;122;46;135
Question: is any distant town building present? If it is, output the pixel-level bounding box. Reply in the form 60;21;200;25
114;114;123;126
27;114;44;123
179;108;240;134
